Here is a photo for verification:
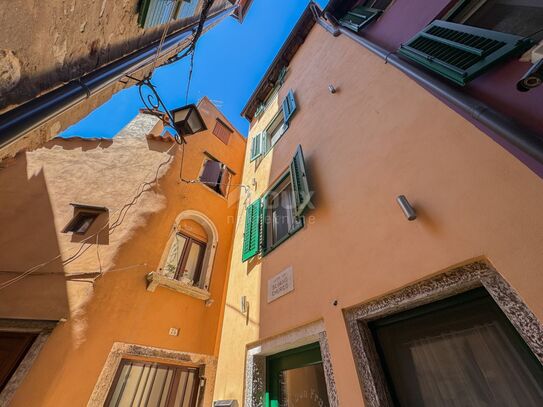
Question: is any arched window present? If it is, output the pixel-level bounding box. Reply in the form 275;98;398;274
147;210;218;300
162;220;208;287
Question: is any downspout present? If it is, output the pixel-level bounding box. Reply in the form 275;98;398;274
310;4;543;166
0;5;237;150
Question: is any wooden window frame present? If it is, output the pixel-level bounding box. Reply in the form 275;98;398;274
262;172;304;256
104;358;201;407
62;211;99;234
0;332;38;393
0;320;56;406
174;231;207;285
199;154;233;198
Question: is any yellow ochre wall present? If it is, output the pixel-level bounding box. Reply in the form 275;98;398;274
0;97;245;406
213;25;543;405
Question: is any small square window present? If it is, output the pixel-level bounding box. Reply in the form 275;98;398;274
212;119;233;144
199;155;232;197
62;211;99;234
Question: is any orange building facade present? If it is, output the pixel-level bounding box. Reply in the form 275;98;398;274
212;3;543;406
0;97;246;406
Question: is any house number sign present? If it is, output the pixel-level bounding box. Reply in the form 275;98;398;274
267;266;294;303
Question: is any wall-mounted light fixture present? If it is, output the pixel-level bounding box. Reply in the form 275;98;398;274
517;58;543;92
128;75;207;144
396;195;417;221
240;295;248;314
171;104;207;136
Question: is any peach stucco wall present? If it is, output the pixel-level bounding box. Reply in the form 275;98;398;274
213;25;543;405
0;97;245;406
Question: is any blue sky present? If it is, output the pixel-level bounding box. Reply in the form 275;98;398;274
60;0;327;139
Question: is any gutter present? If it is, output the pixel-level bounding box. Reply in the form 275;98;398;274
310;4;543;166
0;5;237;150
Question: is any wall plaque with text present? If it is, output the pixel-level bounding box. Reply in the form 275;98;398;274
267;266;294;303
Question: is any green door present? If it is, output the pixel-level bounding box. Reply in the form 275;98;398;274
266;343;330;407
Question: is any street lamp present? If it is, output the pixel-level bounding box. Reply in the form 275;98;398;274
130;75;207;144
171;104;207;136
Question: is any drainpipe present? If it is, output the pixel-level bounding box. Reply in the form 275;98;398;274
0;5;236;150
310;4;543;166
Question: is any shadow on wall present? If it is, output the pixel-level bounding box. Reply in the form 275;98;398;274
0;152;70;320
46;138;114;152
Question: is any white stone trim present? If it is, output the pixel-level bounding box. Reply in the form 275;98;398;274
88;342;217;407
244;320;338;407
146;271;211;301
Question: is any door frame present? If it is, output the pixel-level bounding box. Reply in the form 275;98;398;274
244;320;338;407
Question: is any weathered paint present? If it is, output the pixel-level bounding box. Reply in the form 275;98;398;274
0;97;246;406
213;24;543;406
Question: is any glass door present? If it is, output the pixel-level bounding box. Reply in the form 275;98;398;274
266;342;330;407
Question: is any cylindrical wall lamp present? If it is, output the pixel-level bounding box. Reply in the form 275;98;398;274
396;195;417;221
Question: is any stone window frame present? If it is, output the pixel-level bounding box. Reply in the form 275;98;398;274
88;342;217;407
147;210;219;303
244;320;338;407
344;260;543;407
0;319;57;406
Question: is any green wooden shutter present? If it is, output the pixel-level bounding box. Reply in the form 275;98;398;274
289;145;311;217
138;0;177;28
250;132;263;162
398;20;534;85
281;90;297;123
339;6;382;32
242;199;261;262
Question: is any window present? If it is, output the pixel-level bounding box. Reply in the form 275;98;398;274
266;343;330;407
242;145;311;261
263;176;302;250
339;1;393;32
199;155;232;197
212;119;232;145
176;0;199;19
0;331;37;392
138;0;178;28
250;90;297;163
370;288;543;406
398;20;534;85
163;231;206;287
105;359;201;407
62;211;99;234
445;0;543;41
362;0;393;9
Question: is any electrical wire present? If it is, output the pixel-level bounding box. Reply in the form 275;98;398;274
149;1;179;76
1;0;227;290
185;51;195;105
